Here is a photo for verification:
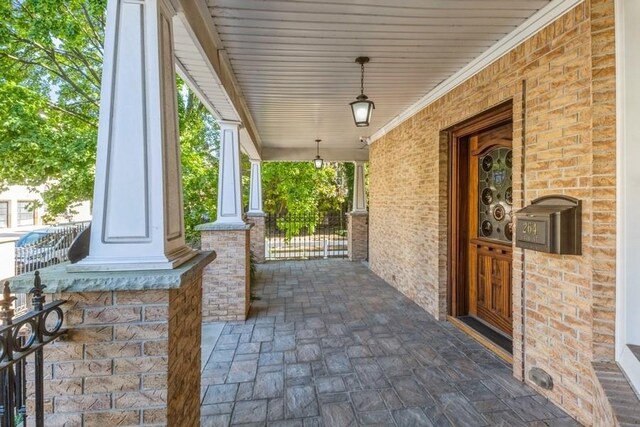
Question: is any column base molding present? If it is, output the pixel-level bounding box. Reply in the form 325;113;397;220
68;245;198;273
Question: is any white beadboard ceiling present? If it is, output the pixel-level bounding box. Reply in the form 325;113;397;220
206;0;554;160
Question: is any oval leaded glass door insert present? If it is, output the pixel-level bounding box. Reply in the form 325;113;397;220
478;147;513;243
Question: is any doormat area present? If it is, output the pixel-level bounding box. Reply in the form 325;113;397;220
458;315;513;354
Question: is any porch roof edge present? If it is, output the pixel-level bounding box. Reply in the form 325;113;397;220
176;0;263;160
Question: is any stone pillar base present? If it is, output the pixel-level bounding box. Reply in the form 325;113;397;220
10;252;215;426
247;213;266;264
347;212;368;262
198;222;253;322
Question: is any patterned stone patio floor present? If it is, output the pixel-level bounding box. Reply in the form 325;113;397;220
200;260;581;427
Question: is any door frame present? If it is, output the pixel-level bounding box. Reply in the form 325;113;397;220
447;101;514;319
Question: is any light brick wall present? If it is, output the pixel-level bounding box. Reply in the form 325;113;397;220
368;1;617;424
247;214;266;264
200;228;251;322
347;213;368;261
31;272;203;426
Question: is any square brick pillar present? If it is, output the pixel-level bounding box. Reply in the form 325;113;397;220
197;223;253;322
246;213;266;264
10;252;215;426
347;212;368;262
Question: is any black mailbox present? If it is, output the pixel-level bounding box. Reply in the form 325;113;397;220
515;195;581;255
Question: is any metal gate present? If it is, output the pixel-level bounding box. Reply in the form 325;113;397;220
265;211;347;260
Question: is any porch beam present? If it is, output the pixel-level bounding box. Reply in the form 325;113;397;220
73;0;196;271
262;147;369;162
174;0;262;160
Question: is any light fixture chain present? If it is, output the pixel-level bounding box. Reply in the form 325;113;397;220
360;63;365;95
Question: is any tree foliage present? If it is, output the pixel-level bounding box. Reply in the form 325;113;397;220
0;0;103;215
0;0;230;243
262;162;348;238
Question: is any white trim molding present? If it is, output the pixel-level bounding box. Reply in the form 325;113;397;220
351;161;368;214
369;0;584;144
214;121;246;225
247;160;264;215
616;0;640;393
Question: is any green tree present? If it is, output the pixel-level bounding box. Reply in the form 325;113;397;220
262;162;348;238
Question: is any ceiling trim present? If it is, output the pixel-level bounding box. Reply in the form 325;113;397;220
368;0;584;144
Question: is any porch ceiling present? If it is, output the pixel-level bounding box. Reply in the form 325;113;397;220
204;0;553;161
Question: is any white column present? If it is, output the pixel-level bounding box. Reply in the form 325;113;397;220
72;0;196;271
352;161;368;213
247;160;264;214
214;121;245;225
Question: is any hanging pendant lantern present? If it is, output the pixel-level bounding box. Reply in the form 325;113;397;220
350;57;375;127
313;139;324;169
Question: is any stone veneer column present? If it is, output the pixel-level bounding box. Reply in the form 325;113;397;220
347;212;369;261
198;223;252;322
246;213;266;264
10;252;215;426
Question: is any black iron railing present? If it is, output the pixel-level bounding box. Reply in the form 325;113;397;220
13;221;89;315
15;221;90;276
265;211;347;260
0;273;65;427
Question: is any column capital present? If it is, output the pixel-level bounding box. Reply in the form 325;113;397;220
218;120;243;129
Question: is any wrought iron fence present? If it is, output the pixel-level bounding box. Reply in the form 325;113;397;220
13;221;89;315
14;221;90;276
0;273;65;427
265;211;347;260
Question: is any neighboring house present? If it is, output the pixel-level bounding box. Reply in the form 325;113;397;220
0;185;91;236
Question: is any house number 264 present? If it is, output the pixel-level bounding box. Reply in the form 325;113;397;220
522;222;538;235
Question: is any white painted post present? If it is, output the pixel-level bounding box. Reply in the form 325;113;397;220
352;161;368;213
247;160;264;214
72;0;196;272
214;121;245;225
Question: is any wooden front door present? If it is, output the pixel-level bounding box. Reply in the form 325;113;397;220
467;123;513;336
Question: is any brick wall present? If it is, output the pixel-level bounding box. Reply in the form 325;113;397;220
368;2;617;424
347;213;368;261
32;272;203;426
200;228;251;322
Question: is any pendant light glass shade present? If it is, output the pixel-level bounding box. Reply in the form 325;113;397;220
350;57;375;127
313;156;324;169
350;95;375;127
313;139;324;169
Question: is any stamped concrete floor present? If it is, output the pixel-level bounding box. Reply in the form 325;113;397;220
200;260;581;427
